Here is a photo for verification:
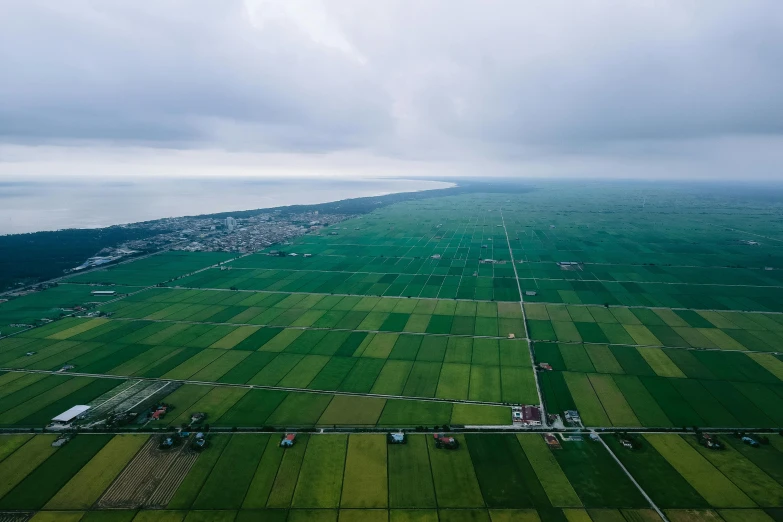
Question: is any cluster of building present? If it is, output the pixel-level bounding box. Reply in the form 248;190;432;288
172;211;351;254
68;248;138;272
512;405;542;426
68;210;353;266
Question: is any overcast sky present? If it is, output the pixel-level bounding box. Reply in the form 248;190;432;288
1;0;782;180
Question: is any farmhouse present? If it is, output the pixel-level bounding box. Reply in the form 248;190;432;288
51;405;90;426
544;433;562;449
512;405;542;426
564;410;582;425
557;261;584;271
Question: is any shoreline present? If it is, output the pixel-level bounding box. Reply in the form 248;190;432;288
0;177;455;236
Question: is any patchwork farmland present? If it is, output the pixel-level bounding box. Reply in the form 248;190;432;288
2;183;783;521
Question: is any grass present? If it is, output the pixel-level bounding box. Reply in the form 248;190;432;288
292;434;347;508
10;190;783;517
747;353;783;381
265;392;333;426
47;318;110;340
377;399;452;426
80;511;137;522
466;433;549;508
168;435;230;509
450;404;509;425
317;396;386;426
717;509;780;522
372;360;414;395
193;434;268;509
612;375;672;427
554;440;646;508
169;386;248;427
427;434;484;508
516;434;581;508
562;372;611;427
468;365;501;402
161;349;225;380
277;355;331;388
587;374;640;427
286;510;336;522
435;363;470;400
683;436;783;507
266;434;309;508
45;435;148;509
28;512;86;522
340;434;387;508
0;435;58;499
585;345;624;374
637;348;686;378
247;353;304;386
189;350;249;381
0;433;33;462
560;345;596;373
0;377;98;426
0;434;112;509
644;434;755;508
403;361;442;398
664;510;724;522
388;434;437;508
603;435;708;509
242;436;286;509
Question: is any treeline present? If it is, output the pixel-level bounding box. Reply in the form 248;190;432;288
0;227;159;291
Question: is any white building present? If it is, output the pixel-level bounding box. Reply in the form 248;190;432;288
51;405;90;426
225;217;237;232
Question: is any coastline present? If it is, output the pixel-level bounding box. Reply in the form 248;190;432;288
0;177;455;235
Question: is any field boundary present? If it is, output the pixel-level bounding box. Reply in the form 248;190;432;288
499;208;548;426
596;433;670;522
0;368;519;408
96;315;531;342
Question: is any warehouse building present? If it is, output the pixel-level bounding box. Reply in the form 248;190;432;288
51;405;90;426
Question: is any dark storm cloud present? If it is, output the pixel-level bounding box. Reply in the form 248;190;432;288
1;0;782;178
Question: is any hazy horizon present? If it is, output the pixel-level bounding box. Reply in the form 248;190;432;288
1;1;782;183
0;177;452;235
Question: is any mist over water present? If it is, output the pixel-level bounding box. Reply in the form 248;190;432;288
0;178;452;235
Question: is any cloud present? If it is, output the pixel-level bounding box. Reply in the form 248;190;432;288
0;0;782;179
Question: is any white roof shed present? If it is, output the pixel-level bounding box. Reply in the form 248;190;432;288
52;405;90;423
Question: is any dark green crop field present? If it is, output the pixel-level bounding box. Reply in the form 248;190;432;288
3;182;783;521
0;432;781;521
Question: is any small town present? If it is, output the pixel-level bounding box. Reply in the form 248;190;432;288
69;210;352;271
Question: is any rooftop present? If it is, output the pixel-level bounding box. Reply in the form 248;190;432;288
52;405;90;423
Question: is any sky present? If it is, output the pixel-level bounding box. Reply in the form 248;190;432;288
1;0;782;181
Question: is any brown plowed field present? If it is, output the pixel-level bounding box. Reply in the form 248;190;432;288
97;436;198;508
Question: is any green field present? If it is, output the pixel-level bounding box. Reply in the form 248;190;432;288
4;184;783;520
0;432;724;520
3;432;780;519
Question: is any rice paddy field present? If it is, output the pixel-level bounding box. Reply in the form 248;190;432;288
0;285;137;336
0;432;782;521
3;181;783;520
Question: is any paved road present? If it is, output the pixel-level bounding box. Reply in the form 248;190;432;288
595;431;670;522
500;207;548;427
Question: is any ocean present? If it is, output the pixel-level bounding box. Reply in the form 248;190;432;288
0;177;452;235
